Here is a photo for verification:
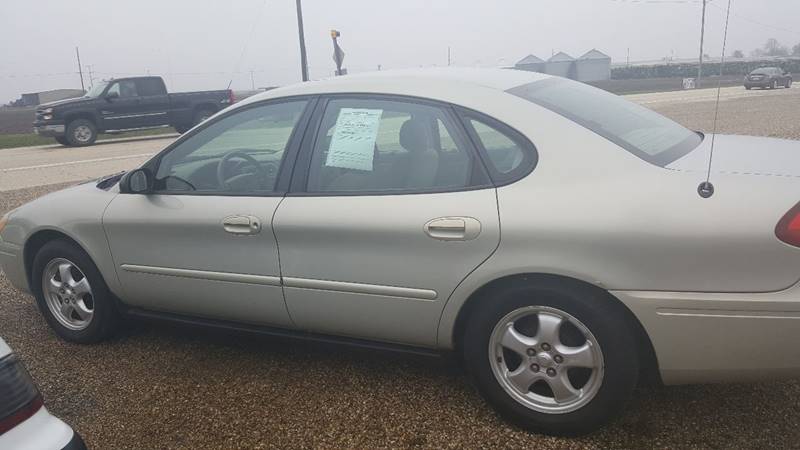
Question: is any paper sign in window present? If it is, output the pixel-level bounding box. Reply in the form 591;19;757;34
325;108;383;171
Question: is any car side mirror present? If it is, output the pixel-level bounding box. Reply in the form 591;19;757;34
120;168;154;194
105;91;119;101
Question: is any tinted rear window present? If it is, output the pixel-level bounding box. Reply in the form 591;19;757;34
507;78;702;166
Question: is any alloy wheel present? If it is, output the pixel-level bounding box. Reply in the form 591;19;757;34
489;305;604;414
42;258;94;330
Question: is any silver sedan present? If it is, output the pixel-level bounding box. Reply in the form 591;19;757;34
1;68;799;435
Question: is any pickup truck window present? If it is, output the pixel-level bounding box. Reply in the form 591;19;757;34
136;78;166;96
107;80;138;98
85;82;108;98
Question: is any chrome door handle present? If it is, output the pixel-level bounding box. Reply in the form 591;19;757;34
424;217;481;241
222;215;261;235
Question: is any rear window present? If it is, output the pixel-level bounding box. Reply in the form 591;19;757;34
507;78;702;166
752;68;777;75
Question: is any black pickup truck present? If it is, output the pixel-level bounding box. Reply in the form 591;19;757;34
33;76;234;146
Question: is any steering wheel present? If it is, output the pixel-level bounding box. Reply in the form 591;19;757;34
216;150;269;190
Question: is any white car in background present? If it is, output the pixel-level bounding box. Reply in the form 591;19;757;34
0;337;85;450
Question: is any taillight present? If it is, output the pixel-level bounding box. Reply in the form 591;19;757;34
776;202;800;248
0;354;44;435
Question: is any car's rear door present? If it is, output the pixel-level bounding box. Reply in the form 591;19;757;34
133;77;171;128
272;95;501;347
103;98;315;327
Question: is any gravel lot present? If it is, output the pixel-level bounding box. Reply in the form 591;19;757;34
2;87;800;449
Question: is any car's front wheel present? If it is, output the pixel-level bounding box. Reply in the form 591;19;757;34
65;119;97;146
462;279;639;436
31;239;119;343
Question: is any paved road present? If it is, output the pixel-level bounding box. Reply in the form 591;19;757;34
0;135;176;191
3;84;797;192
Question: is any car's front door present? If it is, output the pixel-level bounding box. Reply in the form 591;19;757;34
100;80;147;130
272;96;501;346
103;98;313;327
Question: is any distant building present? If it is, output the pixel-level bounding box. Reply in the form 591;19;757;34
576;49;612;82
545;52;576;78
514;54;545;73
19;89;85;106
514;49;612;82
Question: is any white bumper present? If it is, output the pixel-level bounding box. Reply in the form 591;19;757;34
0;407;76;450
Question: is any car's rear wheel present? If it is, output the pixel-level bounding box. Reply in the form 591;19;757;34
770;80;777;89
54;136;71;146
65;119;97;146
193;108;215;127
786;79;792;88
462;279;639;436
31;239;119;343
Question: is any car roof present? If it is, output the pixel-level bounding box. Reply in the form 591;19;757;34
239;67;551;107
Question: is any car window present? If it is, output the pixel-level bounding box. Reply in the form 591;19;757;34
306;98;475;193
508;77;702;166
107;80;138;98
136;78;165;96
467;119;527;174
154;100;307;194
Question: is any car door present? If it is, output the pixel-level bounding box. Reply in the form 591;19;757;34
133;77;171;127
272;95;501;347
100;79;147;130
103;98;314;327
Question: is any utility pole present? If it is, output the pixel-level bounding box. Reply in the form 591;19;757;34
295;0;309;82
447;47;451;66
249;69;256;90
627;47;630;67
75;47;85;91
697;0;707;88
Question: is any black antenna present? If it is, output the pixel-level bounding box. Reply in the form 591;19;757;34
698;0;733;199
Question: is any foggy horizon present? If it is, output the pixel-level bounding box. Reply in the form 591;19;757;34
2;0;799;103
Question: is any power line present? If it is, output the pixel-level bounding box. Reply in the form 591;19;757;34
707;1;800;36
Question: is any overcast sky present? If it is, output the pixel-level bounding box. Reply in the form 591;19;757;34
1;0;799;103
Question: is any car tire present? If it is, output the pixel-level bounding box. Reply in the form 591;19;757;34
31;239;119;344
786;80;792;88
462;278;639;436
54;136;71;146
770;80;777;90
65;119;97;147
745;86;751;90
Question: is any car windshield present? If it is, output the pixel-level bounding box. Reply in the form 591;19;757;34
85;81;109;98
507;77;703;166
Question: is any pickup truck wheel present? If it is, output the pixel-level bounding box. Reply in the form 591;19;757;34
462;279;639;436
54;136;71;146
193;108;215;126
65;119;97;146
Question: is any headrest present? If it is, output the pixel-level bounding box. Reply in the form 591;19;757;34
399;118;431;153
